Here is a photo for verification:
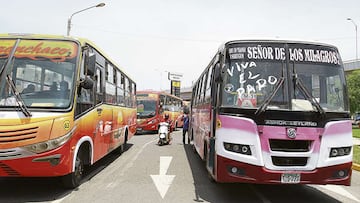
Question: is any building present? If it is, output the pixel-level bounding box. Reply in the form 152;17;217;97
179;86;192;102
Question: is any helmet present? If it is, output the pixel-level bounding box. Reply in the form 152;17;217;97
164;114;169;119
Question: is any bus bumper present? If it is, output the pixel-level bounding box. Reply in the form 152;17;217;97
0;143;72;177
216;155;352;186
136;123;158;133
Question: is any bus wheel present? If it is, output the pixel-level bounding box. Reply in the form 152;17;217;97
207;169;215;183
203;142;215;182
62;151;84;189
115;143;124;155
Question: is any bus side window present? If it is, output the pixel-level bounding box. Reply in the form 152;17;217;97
124;77;130;107
96;67;104;104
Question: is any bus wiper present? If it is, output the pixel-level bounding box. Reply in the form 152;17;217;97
6;74;32;117
293;74;325;115
255;77;285;115
0;39;31;117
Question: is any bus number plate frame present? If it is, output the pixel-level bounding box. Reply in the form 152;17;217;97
281;173;301;184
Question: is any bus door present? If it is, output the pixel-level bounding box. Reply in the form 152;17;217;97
207;62;217;176
94;67;113;159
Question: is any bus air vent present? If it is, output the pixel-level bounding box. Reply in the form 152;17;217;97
269;139;311;152
0;162;20;176
0;127;38;143
271;156;308;166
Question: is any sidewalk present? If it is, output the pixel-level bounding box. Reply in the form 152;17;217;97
354;137;360;146
353;137;360;171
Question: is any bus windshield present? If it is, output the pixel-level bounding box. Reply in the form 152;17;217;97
137;99;157;118
0;39;78;110
221;42;347;112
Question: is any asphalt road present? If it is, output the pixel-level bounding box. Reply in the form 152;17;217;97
0;130;359;203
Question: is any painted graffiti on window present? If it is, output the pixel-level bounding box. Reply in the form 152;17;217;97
224;61;279;108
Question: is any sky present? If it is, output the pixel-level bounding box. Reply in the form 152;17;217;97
2;0;360;91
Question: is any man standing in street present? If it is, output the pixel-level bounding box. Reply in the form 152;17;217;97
182;107;190;144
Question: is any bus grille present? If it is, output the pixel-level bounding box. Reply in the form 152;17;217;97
269;139;311;152
0;127;38;143
0;162;20;176
271;156;308;166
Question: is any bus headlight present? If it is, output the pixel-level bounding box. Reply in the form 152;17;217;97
224;142;252;155
22;127;75;154
329;146;351;157
147;119;157;125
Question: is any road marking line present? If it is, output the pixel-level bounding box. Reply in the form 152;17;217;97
318;185;360;202
52;137;158;203
109;137;158;183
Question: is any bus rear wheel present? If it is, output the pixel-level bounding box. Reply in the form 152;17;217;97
62;151;84;189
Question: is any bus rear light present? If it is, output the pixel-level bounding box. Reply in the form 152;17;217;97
329;147;351;157
224;142;252;155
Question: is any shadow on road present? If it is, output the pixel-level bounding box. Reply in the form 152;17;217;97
0;143;134;203
183;144;342;203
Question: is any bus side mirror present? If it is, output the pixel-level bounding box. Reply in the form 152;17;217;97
214;63;223;83
85;54;96;76
80;76;94;90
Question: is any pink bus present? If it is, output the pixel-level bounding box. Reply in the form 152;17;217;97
190;40;353;185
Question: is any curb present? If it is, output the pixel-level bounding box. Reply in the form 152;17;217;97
353;163;360;171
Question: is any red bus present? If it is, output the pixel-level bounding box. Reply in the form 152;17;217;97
190;40;352;185
136;91;183;133
0;34;137;188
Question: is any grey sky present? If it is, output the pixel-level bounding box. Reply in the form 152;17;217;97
2;0;359;90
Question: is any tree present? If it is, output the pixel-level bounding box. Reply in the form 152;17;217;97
346;70;360;114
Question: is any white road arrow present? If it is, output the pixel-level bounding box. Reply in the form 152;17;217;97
150;156;175;199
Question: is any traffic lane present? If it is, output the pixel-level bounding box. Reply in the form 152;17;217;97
59;134;161;203
313;170;360;203
0;141;136;203
0;131;358;203
57;131;264;203
0;177;68;202
183;134;358;203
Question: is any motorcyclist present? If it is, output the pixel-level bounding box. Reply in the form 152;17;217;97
163;113;173;143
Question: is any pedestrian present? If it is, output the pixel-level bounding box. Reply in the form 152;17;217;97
182;110;190;144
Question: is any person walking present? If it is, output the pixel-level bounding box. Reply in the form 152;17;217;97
182;111;190;144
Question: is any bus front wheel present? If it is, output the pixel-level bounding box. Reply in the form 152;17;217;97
62;151;84;189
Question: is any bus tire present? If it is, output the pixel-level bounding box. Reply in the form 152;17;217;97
115;142;124;155
62;150;84;189
191;129;196;153
203;142;207;163
204;142;215;183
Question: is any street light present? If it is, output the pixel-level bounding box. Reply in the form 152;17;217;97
347;18;358;61
67;3;105;36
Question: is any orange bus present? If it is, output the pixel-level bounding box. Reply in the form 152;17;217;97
0;34;137;188
136;90;183;133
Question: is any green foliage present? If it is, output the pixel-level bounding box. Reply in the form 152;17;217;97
346;70;360;114
353;127;360;138
354;145;360;165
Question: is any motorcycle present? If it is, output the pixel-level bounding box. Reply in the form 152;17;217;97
158;122;170;146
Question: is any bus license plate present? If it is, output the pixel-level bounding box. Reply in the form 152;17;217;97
281;173;300;184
